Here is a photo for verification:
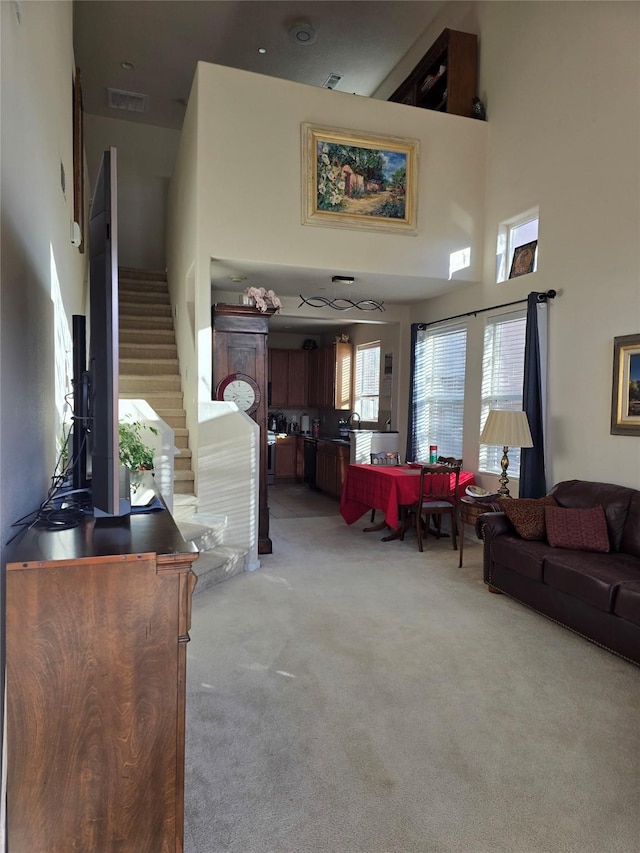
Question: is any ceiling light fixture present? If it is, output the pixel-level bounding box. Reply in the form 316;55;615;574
258;47;267;54
299;275;384;312
121;61;135;71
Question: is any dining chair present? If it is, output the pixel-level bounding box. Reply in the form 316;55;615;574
368;451;401;521
401;460;462;552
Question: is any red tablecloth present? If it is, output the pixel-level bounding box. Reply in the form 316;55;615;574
340;464;476;530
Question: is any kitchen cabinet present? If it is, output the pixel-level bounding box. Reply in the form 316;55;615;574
296;435;305;481
388;29;478;118
269;348;308;407
308;343;353;410
5;501;198;852
316;440;350;498
275;435;297;478
307;348;323;408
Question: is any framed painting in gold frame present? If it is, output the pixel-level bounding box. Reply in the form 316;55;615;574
611;333;640;435
301;123;418;235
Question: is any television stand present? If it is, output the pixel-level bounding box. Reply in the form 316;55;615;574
5;499;198;851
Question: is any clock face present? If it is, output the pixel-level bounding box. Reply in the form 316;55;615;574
216;373;261;415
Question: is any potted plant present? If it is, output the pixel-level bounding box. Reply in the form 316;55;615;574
118;418;158;471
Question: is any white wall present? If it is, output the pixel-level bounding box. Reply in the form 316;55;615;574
409;0;640;491
1;0;86;545
84;114;181;270
167;61;487;468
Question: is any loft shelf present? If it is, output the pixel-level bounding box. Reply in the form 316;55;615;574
389;28;478;118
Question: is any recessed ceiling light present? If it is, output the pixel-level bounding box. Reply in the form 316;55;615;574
258;47;267;54
229;275;247;283
332;275;355;285
121;61;135;71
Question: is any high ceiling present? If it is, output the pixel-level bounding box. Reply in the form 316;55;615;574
74;1;444;330
74;1;440;130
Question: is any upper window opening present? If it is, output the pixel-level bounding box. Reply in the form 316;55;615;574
496;209;539;282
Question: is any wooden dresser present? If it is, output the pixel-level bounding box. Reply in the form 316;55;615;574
5;504;198;852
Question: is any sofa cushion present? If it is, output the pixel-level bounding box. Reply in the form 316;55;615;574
499;495;557;540
545;505;610;552
620;492;640;558
491;535;556;582
613;582;640;628
543;551;640;612
549;480;635;552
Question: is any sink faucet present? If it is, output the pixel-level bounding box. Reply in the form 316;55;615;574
347;412;361;430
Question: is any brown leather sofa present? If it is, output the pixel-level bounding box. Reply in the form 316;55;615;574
477;480;640;665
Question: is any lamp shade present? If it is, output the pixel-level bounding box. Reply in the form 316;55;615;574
479;409;533;448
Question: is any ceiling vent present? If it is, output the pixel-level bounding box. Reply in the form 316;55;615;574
322;74;342;90
107;88;149;113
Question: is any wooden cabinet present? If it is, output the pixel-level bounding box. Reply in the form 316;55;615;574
5;503;198;853
308;343;353;410
295;435;305;481
315;440;350;498
308;348;323;408
212;304;274;553
274;435;296;478
333;342;353;410
269;348;308;407
389;29;478;118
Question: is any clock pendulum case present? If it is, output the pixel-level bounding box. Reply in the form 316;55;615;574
212;303;275;554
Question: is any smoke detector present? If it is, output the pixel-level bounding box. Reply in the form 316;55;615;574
289;22;317;45
107;88;149;113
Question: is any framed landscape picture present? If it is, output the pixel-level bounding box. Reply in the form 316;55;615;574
611;333;640;435
301;123;418;235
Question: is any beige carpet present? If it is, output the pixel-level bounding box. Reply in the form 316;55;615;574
184;485;640;853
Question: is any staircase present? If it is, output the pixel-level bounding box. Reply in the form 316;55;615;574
118;267;249;588
118;267;195;496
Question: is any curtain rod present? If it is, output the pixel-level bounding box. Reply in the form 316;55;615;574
418;289;557;329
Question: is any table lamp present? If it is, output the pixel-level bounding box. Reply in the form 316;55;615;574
479;409;533;497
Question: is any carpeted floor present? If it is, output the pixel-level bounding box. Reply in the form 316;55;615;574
184;483;640;853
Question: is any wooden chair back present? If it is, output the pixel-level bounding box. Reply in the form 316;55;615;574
401;460;462;552
420;463;461;504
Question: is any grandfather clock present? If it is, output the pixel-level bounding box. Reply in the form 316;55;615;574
212;303;274;554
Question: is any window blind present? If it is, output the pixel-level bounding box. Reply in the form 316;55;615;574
413;322;467;460
354;342;380;421
479;310;527;475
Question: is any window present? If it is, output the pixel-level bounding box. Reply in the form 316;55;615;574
496;208;539;282
412;323;467;460
354;342;380;422
479;310;527;476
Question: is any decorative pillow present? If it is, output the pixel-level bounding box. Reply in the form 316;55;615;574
499;495;558;540
544;505;610;552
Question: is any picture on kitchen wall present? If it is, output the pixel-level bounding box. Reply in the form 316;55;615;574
302;123;418;235
611;333;640;435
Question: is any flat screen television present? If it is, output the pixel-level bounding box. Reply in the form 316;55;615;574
72;146;130;518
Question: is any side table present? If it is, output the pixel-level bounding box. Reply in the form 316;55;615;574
459;497;500;567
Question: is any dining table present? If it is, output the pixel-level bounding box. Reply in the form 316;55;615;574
339;463;476;538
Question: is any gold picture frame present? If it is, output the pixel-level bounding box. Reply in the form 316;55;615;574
611;333;640;435
301;123;418;235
